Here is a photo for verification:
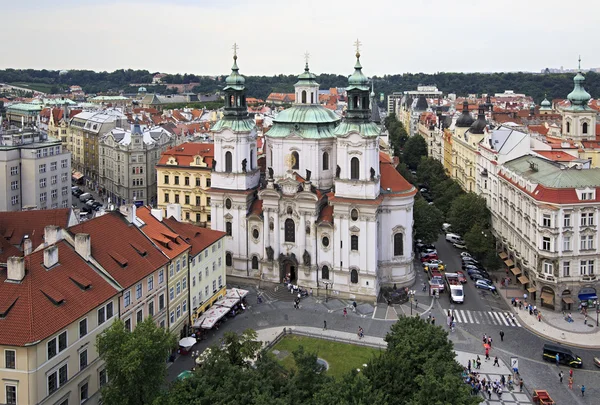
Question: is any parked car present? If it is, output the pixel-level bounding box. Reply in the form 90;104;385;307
475;279;496;292
421;254;439;262
456;271;467;284
445;233;463;244
420;248;437;256
417;243;436;252
453;242;467;249
79;193;93;202
81;205;92;213
91;201;103;209
73;189;84;197
470;273;492;284
460;252;472;258
85;199;96;206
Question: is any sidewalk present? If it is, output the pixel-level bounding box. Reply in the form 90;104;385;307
498;285;600;348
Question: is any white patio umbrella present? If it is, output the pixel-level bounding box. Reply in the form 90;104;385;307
178;337;197;348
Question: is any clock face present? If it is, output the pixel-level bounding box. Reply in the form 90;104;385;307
284;153;297;170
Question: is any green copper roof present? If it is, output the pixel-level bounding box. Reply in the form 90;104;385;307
505;156;600;188
266;123;337;139
211;117;255;133
294;62;319;87
346;53;369;91
273;105;340;125
566;71;591;110
333;121;380;138
224;55;246;91
6;103;43;112
540;97;552;110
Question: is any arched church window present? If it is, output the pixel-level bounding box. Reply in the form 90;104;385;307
394;233;404;256
292;151;299;170
566;122;571;133
350;157;360;180
252;256;259;270
354;95;359;108
350;209;358;221
225;151;232;173
250;150;254;170
351;235;359;251
225;221;232;236
226;252;232;267
350;269;358;284
583;122;588;134
284;219;295;243
225;198;232;209
322;152;329;170
302;90;307;104
322;265;329;280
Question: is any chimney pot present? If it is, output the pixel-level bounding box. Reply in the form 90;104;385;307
7;256;25;282
23;237;32;256
44;225;62;246
74;233;91;261
43;245;59;268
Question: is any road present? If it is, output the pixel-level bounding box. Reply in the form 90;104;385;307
428;234;600;404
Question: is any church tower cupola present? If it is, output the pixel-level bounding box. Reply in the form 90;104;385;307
294;52;320;105
346;39;371;122
567;57;591;110
223;43;248;119
455;101;475;128
470;105;487;134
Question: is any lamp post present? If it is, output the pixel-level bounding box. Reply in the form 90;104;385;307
595;300;599;327
408;290;416;316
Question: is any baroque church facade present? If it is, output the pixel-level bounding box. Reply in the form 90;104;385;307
209;48;416;299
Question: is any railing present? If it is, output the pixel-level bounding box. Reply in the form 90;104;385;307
263;328;387;351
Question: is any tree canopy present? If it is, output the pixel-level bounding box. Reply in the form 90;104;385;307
447;193;490;236
384;113;409;157
402;135;428;169
96;317;177;405
413;198;444;244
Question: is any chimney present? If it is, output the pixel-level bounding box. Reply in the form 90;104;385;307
74;233;91;261
44;225;62;246
43;245;59;268
119;204;137;224
166;203;182;222
23;236;32;256
7;256;25;282
151;208;163;222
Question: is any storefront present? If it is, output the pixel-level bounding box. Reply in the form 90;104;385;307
578;287;597;308
561;290;574;311
540;286;555;310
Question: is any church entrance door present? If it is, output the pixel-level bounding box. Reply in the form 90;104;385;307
287;264;296;283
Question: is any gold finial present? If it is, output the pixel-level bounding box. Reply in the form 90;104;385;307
354;38;362;58
304;51;310;65
232;42;239;60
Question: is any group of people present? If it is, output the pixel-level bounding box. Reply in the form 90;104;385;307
462;368;522;400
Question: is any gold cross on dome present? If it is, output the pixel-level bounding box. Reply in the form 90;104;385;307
354;38;362;56
304;51;310;65
232;42;239;57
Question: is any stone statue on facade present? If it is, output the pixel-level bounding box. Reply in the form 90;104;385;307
305;169;311;181
370;167;375;180
212;159;217;170
336;165;341;178
268;166;274;179
241;158;247;172
303;250;311;266
266;246;274;261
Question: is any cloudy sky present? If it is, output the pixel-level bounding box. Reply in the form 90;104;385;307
2;0;597;76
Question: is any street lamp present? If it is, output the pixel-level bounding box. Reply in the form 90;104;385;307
595;300;599;327
408;290;416;316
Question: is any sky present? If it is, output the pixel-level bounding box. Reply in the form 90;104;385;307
2;0;598;76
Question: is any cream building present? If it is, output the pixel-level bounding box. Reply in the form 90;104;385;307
451;104;487;192
156;143;214;227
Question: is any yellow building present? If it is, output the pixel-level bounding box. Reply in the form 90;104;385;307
156;142;214;227
442;128;454;176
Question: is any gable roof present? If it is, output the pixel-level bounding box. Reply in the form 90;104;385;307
0;240;118;346
69;212;169;288
157;143;214;167
135;207;190;260
162;217;225;257
379;153;415;196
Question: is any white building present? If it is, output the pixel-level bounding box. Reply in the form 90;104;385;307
209;51;416;300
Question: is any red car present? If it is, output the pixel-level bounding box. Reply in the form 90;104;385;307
421;253;438;262
456;271;467;284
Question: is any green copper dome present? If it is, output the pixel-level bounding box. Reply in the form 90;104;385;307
295;62;319;86
347;52;369;91
266;105;340;139
224;56;245;91
541;97;551;107
567;71;591;109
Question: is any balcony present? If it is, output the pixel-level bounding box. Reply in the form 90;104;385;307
190;205;205;212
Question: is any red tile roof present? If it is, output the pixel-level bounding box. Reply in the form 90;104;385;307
162;217;226;257
248;199;263;217
69;212;169;288
0;208;73;254
0;240;117;346
157;143;214;167
528;124;549;136
379;154;415;195
136;207;190;260
498;172;600;204
534;150;577;162
266;93;295;103
318;204;333;223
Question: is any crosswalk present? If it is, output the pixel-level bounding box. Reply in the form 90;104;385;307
443;309;522;327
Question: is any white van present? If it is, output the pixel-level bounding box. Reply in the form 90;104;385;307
79;193;93;202
445;233;463;244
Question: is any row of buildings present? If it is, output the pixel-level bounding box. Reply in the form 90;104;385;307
407;67;600;311
0;206;225;405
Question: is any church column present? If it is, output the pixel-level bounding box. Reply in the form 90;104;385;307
298;211;306;261
273;211;280;257
367;218;377;275
263;208;270;256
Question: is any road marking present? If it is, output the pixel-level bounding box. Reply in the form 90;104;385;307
485;311;497;325
492;311;506;326
466;310;476;323
454;310;462;323
504;312;522;327
499;312;511;326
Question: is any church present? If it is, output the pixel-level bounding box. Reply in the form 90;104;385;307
209;45;416;299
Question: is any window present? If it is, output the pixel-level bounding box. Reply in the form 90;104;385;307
159;294;165;311
40;178;46;188
583;122;588;134
149;300;155;317
148;275;154;291
350;157;359;180
79;319;87;338
99;369;108;387
10;180;18;190
566;121;570;133
212;280;217;292
205;285;209;297
137;309;143;323
169;263;174;277
176;281;181;296
51;161;57;171
182;276;187;290
564;214;571;227
580;260;595;275
48;364;68;394
563;236;571;251
212;262;216;272
207;178;211;187
252;228;259;239
543;262;553;275
174;175;180;185
351;235;359;251
322;151;329;170
51;189;57;199
79;349;88;370
170;287;175;300
106;302;113;319
61;159;68;168
80;382;89;403
10;166;18;175
224;221;232;236
581;212;594;226
563;261;570;277
5;350;16;369
225;198;232;209
11;195;18;206
580;235;594;250
39;164;46;173
175;194;180;204
98;307;106;325
159;269;164;284
225;151;232;172
185;176;190;186
62;186;68;195
581;192;594;200
5;385;16;405
183;300;187;313
252;256;259;269
542;236;551;251
322;265;330;280
542;214;551;227
285;219;295;242
322;236;330;247
291;151;299;170
176;305;181;319
350;269;359;284
394;233;404;256
124;290;131;307
164;175;169;184
206;197;211;205
226;253;232;267
164;193;170;203
125;318;131;331
218;275;222;287
185;195;190;205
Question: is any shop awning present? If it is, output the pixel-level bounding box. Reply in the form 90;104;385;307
499;252;508;260
578;293;598;301
193;306;230;329
527;287;537;293
562;297;575;304
214;297;239;308
510;267;522;276
504;259;514;267
72;171;84;180
226;288;249;299
541;292;555;303
518;275;529;284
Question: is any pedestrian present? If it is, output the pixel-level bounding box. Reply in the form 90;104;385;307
493;356;499;367
559;370;563;383
352;301;357;312
519;378;524;392
477;358;481;370
323;320;327;330
499;329;505;342
414;298;418;308
537;311;542;322
422;282;427;292
483;334;487;344
581;384;585;396
485;348;490;360
569;368;573;378
568;377;573;389
555;353;560;366
343;307;347;317
488;336;492;346
468;359;471;373
431;316;435;325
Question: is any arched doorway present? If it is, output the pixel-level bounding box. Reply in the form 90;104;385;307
278;253;299;283
561;289;574;311
540;286;555;310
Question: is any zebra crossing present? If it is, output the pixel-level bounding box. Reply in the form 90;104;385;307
444;309;522;327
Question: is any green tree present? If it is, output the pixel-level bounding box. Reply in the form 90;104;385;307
416;157;447;188
447;193;490;236
432;179;464;215
463;223;494;259
96;317;177;405
414;198;443;244
402;134;428;169
220;329;263;367
396;162;416;185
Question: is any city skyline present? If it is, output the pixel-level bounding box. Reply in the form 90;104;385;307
2;0;598;76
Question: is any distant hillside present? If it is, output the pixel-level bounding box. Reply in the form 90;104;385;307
0;68;597;104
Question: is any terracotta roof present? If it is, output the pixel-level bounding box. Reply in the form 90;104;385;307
69;212;169;288
0;240;117;346
157;143;214;167
528;124;549;136
248;199;263;217
318;204;333;223
581;140;600;149
534;150;577;162
162;217;225;257
133;107;159;114
379;154;415;195
266;93;295;102
135;207;190;260
0;208;72;253
190;109;203;119
379;151;392;163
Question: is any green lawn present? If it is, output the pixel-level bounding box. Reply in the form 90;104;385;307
9;82;54;93
270;335;382;379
